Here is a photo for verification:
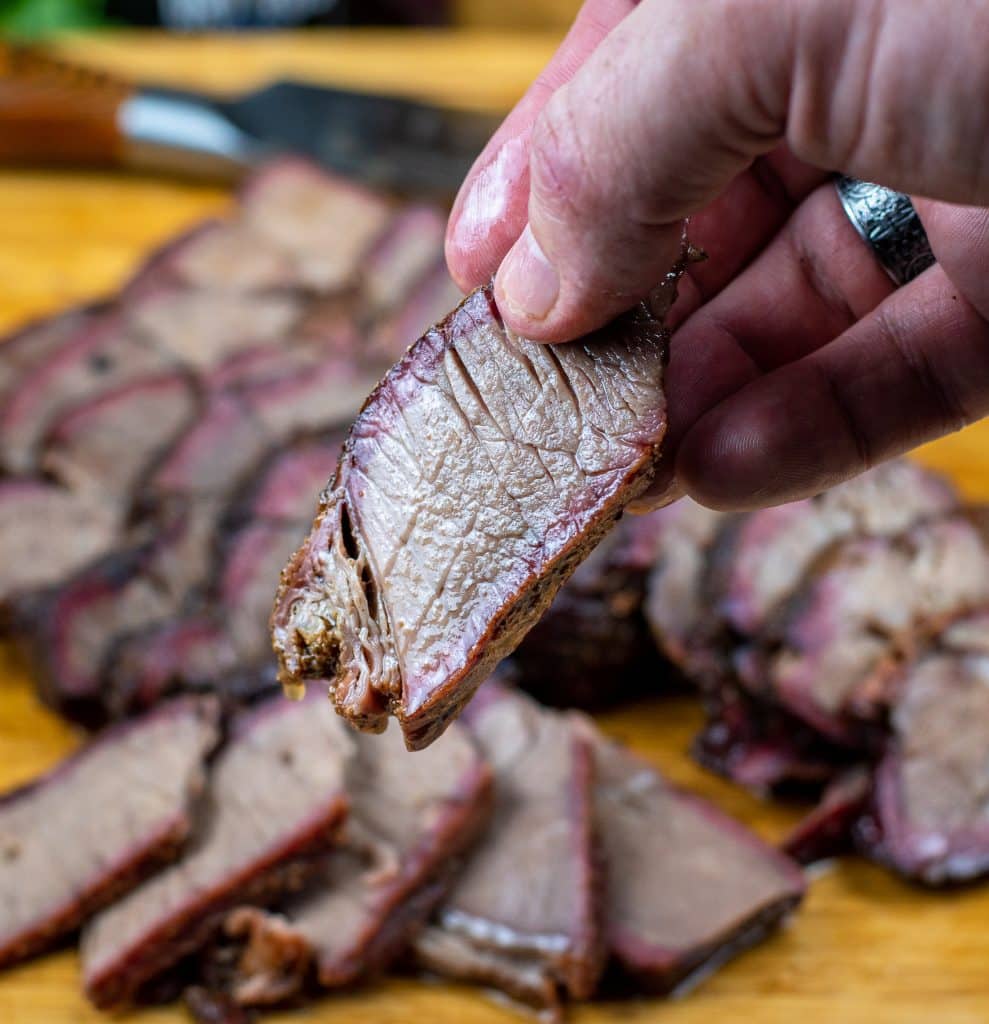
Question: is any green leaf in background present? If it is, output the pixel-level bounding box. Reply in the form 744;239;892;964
0;0;106;37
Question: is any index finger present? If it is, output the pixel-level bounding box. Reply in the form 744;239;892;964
445;0;637;292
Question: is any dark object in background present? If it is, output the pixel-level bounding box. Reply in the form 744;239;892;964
103;0;447;29
512;510;675;710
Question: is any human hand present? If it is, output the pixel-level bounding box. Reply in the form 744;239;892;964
445;0;989;510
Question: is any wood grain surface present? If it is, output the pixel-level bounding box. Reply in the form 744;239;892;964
2;30;989;1024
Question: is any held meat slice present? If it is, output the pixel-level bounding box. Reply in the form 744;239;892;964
80;691;354;1009
854;611;989;884
594;737;806;992
414;683;604;1011
218;721;492;1004
741;516;989;742
273;285;670;749
709;460;957;639
0;697;220;969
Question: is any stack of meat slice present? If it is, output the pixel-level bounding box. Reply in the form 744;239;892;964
416;683;805;1016
0;680;805;1021
0;158;462;723
644;460;989;885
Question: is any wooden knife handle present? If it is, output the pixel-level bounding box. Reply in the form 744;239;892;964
0;44;134;166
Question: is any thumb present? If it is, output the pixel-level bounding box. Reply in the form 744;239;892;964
494;0;785;341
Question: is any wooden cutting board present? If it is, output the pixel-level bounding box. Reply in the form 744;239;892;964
3;29;989;1024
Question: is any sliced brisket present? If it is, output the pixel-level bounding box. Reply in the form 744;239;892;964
709;461;957;639
0;305;101;401
273;285;670;749
0;479;119;617
692;682;852;793
41;372;198;499
414;683;604;1010
0;305;174;475
783;766;872;866
0;697;219;969
80;691;354;1008
595;736;805;993
512;509;673;709
741;516;989;742
218;720;492;1003
240;159;393;293
644;497;728;683
854;611;989;884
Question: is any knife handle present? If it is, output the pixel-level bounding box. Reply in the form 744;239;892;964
0;44;132;166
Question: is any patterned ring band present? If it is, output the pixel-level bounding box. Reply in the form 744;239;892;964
834;175;936;287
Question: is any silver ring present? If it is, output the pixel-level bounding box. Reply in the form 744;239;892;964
834;175;935;287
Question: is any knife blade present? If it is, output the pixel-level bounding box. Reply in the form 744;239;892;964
0;45;500;196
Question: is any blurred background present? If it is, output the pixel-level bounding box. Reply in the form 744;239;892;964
0;0;581;34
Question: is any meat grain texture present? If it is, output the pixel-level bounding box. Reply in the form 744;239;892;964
273;286;670;749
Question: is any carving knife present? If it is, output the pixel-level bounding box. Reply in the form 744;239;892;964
0;44;499;196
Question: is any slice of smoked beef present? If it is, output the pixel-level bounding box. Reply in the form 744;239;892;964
217;720;492;1004
644;497;729;685
0;305;175;475
783;766;872;866
80;690;354;1009
854;611;989;884
129;289;302;372
359;204;446;319
740;516;989;743
230;433;344;526
219;520;309;666
141;394;269;508
0;305;102;402
239;159;393;293
0;479;119;619
595;736;805;992
511;509;674;709
28;499;226;725
273;285;670;749
27;546;182;725
41;372;199;499
0;697;220;969
691;682;853;793
414;683;604;1012
105;616;243;716
237;353;380;444
708;460;957;639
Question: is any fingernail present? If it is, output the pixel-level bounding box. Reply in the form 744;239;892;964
497;225;559;321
